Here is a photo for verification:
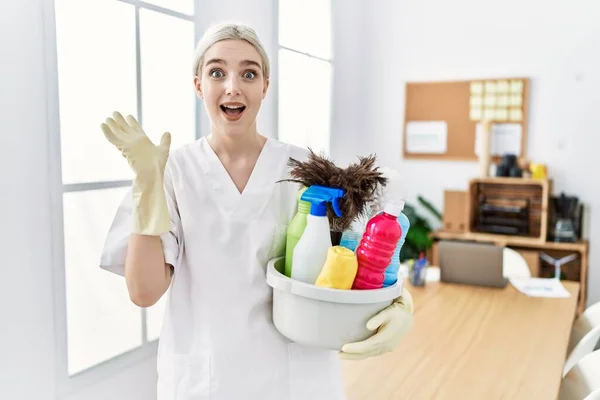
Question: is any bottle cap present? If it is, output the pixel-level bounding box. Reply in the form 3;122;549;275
310;203;327;217
384;202;403;217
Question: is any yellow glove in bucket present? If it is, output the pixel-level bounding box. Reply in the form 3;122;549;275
101;112;171;236
315;246;358;290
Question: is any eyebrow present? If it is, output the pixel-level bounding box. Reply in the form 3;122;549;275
205;58;226;67
240;60;262;69
205;58;262;70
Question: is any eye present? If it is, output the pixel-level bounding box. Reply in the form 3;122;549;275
210;69;224;78
243;70;257;80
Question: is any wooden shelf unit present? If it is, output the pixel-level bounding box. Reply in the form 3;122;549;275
467;177;552;243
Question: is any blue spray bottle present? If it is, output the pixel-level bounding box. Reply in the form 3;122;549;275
383;200;410;287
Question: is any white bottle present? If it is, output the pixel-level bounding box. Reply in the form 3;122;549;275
291;204;333;284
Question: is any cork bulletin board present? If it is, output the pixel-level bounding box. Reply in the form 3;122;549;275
402;77;530;161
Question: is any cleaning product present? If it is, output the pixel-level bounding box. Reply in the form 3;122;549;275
314;246;358;290
284;187;310;277
339;231;362;252
291;185;346;284
352;202;402;290
383;202;410;287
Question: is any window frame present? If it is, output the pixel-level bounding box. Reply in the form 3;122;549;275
42;0;202;397
274;0;334;153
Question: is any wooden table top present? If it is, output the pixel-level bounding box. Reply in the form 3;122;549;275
343;279;580;400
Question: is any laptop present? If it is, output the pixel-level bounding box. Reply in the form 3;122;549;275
438;240;508;288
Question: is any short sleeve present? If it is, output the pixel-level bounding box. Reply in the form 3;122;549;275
99;160;183;277
160;161;182;268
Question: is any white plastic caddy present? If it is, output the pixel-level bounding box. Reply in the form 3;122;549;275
266;256;403;350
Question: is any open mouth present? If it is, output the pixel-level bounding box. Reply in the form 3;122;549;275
220;103;246;120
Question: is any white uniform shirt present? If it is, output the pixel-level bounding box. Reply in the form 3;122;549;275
100;136;346;400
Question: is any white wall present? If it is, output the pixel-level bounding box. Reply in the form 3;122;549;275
351;0;600;305
0;0;276;399
329;0;367;165
1;0;58;398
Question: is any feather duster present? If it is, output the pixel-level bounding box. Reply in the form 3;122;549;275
279;149;387;233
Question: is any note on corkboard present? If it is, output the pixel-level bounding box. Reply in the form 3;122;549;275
403;77;530;161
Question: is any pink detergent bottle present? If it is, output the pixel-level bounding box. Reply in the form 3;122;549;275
352;203;403;290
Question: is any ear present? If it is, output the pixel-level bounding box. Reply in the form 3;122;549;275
193;76;203;99
262;78;270;99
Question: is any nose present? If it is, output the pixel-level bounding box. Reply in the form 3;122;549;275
225;75;241;96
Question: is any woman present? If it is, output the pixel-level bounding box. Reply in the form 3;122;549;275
100;22;413;400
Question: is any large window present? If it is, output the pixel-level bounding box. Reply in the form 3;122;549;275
49;0;197;393
277;0;332;155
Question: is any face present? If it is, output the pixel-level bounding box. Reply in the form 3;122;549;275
194;39;269;137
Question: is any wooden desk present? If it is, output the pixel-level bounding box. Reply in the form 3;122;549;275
430;230;589;316
343;280;580;400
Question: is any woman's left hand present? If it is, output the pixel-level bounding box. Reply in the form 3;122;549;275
339;288;414;361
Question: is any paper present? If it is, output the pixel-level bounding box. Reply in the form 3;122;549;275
470;96;483;107
510;277;571;298
484;107;495;119
495;108;508;121
485;81;497;93
471;82;483;94
484;94;496;107
509;108;523;122
405;121;447;154
510;80;523;94
510;95;523;107
475;122;522;156
496;80;509;93
470;108;482;121
497;95;509;107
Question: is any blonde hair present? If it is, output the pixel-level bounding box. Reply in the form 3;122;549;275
192;22;270;79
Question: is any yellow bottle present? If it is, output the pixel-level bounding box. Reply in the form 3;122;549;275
315;246;358;290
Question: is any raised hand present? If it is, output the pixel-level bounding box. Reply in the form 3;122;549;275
101;112;171;180
100;111;172;235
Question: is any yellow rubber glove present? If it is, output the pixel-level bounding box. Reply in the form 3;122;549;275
315;246;358;290
100;111;172;236
339;287;414;360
